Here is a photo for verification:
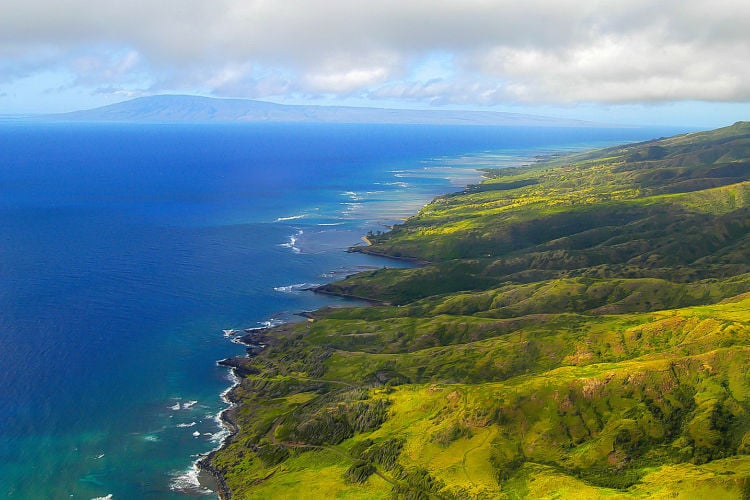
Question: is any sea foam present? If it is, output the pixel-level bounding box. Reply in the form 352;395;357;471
273;282;321;293
169;400;198;411
275;214;307;222
169;463;213;496
278;229;303;253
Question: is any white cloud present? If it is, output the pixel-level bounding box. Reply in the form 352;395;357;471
305;67;389;94
1;0;749;105
470;28;750;103
302;52;402;94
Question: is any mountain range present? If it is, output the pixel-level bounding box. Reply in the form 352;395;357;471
46;94;597;127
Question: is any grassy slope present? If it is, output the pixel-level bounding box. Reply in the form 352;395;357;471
211;122;750;499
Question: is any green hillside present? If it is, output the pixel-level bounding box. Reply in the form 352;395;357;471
208;122;750;499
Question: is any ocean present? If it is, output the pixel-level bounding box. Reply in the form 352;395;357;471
0;122;685;498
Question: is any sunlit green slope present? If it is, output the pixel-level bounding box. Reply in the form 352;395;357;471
211;122;750;499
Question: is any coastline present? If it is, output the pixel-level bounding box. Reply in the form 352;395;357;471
199;169;486;498
193;138;621;497
1;123;690;498
192;124;750;498
192;369;239;499
195;138;649;497
196;249;416;497
198;324;280;499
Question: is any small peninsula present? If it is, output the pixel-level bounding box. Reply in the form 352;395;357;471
207;122;750;498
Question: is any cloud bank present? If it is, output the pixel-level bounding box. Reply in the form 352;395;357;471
1;0;749;105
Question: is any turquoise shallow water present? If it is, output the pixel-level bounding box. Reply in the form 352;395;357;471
0;123;685;498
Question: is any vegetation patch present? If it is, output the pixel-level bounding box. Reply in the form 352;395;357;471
210;122;750;499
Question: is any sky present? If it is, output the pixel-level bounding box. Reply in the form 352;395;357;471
2;0;750;127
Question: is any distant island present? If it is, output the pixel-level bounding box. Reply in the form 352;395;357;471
43;94;600;127
205;122;750;498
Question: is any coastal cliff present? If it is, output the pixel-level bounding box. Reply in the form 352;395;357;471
207;122;750;498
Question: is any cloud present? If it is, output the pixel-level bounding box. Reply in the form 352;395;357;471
1;0;749;104
157;63;295;99
469;27;750;103
302;52;402;94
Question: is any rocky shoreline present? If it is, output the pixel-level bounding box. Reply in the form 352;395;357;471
196;452;231;500
198;204;438;498
199;283;393;497
191;123;750;498
198;327;276;499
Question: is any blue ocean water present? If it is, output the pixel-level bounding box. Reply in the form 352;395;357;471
0;122;685;498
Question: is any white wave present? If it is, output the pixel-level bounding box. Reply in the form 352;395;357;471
278;229;303;254
169;463;214;496
209;407;231;443
341;202;362;214
231;319;283;344
177;361;242;500
201;317;289;494
273;282;321;293
169;399;198;410
143;434;159;442
94;454;105;460
209;426;230;443
260;318;285;329
222;329;238;337
228;335;248;345
241;325;265;333
221;371;239;403
317;222;345;226
177;422;197;428
275;214;307;222
91;495;113;500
